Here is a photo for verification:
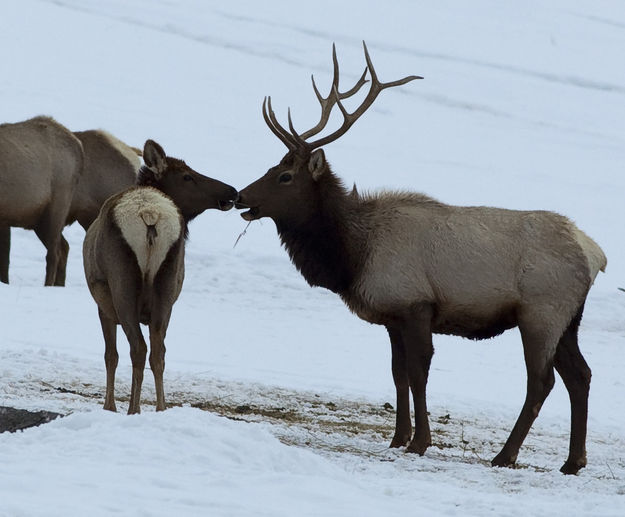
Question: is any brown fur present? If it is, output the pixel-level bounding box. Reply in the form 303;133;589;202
237;148;606;475
83;140;237;414
0;116;84;286
0;123;142;286
69;129;141;230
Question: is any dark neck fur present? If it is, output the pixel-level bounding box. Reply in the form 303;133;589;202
137;165;159;188
276;173;365;294
136;165;189;237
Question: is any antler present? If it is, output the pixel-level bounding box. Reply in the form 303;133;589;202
298;43;368;140
263;41;422;151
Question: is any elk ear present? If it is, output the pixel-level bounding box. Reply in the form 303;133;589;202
308;149;327;181
143;139;167;176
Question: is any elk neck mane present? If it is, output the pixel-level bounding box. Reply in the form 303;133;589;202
276;169;364;294
275;166;447;295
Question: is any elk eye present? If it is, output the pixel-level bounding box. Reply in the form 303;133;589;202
183;174;193;181
279;172;292;184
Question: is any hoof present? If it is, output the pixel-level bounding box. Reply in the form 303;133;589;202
389;433;411;448
405;439;430;456
103;403;117;413
560;458;586;475
491;453;516;468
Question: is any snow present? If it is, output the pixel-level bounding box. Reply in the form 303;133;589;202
1;0;625;515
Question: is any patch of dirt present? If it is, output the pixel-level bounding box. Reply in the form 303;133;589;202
36;379;514;468
0;406;62;433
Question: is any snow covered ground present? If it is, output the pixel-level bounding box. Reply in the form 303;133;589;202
1;0;625;515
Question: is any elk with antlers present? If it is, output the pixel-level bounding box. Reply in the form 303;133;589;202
236;42;606;474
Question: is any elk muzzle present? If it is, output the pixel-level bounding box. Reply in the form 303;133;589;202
235;188;262;221
216;185;239;211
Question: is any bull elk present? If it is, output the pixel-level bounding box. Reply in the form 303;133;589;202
84;140;237;414
236;42;606;474
0;116;84;286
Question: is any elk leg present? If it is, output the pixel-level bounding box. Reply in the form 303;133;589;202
53;235;69;287
149;324;167;412
34;219;63;286
492;322;556;468
0;225;10;284
386;325;412;447
402;305;434;455
119;317;147;415
554;307;590;475
99;308;119;412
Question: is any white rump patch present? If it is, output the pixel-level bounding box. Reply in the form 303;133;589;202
569;224;607;281
113;188;182;283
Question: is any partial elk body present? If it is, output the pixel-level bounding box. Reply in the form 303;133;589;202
0;116;83;286
69;129;142;231
0;123;141;286
84;140;237;414
237;42;606;474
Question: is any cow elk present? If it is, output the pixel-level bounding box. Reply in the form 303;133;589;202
0;116;83;286
84;140;237;414
69;129;142;231
236;42;606;474
0;123;141;286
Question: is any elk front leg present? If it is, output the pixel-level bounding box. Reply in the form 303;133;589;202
0;225;10;284
386;325;411;447
401;305;434;455
99;308;119;412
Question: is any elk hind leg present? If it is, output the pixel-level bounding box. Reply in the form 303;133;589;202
492;321;557;468
34;212;66;286
149;296;173;412
149;324;168;412
554;306;590;475
53;235;70;287
386;325;412;447
118;313;147;415
99;308;119;412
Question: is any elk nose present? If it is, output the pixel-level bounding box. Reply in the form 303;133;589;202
235;193;246;209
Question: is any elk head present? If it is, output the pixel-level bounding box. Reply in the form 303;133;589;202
140;139;238;222
237;42;421;226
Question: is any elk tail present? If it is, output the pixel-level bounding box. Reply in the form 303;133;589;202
130;146;143;157
140;208;159;246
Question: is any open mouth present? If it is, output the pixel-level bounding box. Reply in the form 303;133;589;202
218;199;235;211
240;206;260;221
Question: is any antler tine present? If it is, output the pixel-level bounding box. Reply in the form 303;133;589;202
262;42;420;152
287;107;307;147
306;41;422;150
299;43;369;141
262;96;298;151
362;40;423;90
